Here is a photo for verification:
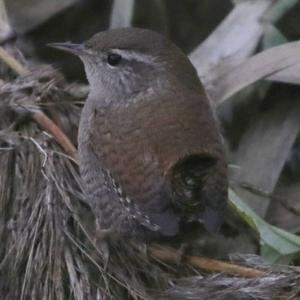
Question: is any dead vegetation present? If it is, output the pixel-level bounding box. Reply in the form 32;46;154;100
0;0;300;299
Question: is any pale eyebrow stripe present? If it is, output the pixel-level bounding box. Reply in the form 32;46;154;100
111;49;157;64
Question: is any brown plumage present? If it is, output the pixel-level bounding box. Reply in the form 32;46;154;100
49;28;227;239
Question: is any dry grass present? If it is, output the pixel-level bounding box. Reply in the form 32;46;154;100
0;62;299;299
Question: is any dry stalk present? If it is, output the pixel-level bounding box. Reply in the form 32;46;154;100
31;110;79;162
0;46;28;76
149;246;267;278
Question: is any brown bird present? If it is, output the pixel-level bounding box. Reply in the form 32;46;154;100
49;28;227;240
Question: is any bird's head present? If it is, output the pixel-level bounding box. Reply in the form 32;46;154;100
48;27;199;105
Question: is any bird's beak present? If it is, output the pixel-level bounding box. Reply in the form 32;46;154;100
47;42;86;56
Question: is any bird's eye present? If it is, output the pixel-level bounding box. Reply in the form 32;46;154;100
107;53;122;66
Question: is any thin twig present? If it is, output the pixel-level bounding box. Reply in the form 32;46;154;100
231;179;300;217
31;110;79;162
0;48;78;162
149;246;268;278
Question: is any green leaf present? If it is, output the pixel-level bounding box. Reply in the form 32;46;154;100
229;189;300;263
262;25;288;49
265;0;300;22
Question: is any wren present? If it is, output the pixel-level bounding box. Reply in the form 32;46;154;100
49;27;228;240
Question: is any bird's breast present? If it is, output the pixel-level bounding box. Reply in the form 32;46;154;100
79;87;226;229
